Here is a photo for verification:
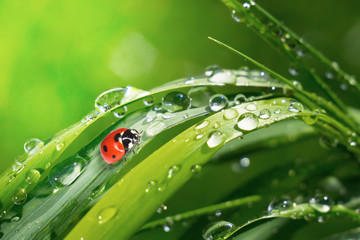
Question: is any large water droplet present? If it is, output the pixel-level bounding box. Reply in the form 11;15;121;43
24;138;44;154
48;155;87;188
95;88;126;113
209;94;229;111
209;71;236;84
245;103;257;111
237;113;259;131
145;121;167;137
223;109;238;120
188;86;215;108
309;194;333;213
113;106;127;119
207;131;226;148
234;94;246;104
288;102;304;113
167;165;181;179
143;95;155;106
267;198;294;213
205;65;220;77
195;120;210;130
202;221;236;240
162;92;190;112
258;109;271;119
13;188;27;205
26;169;41;185
98;207;117;224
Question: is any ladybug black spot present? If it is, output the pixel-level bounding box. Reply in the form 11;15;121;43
103;145;108;152
114;133;121;142
112;155;116;159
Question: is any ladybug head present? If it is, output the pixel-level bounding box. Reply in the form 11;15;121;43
121;129;140;152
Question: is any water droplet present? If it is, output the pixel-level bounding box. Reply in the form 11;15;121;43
162;112;174;119
48;155;87;188
240;157;250;167
163;224;171;232
209;94;229;111
145;121;167;137
309;194;333;213
11;216;20;222
234;94;246;104
25;169;41;185
288;67;299;76
303;114;318;125
258;109;271;119
190;165;202;175
223;109;238;120
292;81;302;90
209;71;236;84
288;102;304;113
168;165;181;179
243;2;251;9
145;180;157;193
267;198;294;213
202;221;236;240
245;103;257;111
82;110;99;124
188;87;215;108
89;184;106;200
12;161;24;173
185;77;195;85
231;10;242;23
146;110;157;122
162;91;190;112
113;106;127;119
13;188;27;205
9;175;15;182
98;207;117;224
237;113;259;131
274;108;281;114
157;204;168;214
24;138;44;154
207;131;226;148
157;183;167;192
95;88;126;113
319;136;338;149
213;121;221;129
325;72;334;79
56;142;64;151
143;95;155;106
195;120;210;130
214;210;222;217
205;65;220;77
340;83;347;90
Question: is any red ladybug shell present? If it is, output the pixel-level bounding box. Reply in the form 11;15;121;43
100;128;127;164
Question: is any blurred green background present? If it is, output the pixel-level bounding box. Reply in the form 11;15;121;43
1;0;359;173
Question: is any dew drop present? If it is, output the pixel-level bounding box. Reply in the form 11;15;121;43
145;180;157;193
205;65;220;77
288;67;299;76
188;86;215;108
258;109;271;119
145;121;167;137
288;102;304;113
113;106;127;119
157;204;168;214
325;72;334;79
202;221;235;240
143;95;155;106
26;169;41;185
267;198;294;213
245;103;257;111
24;138;44;154
243;2;251;9
292;81;302;90
237;113;259;131
56;142;64;151
214;210;222;217
274;108;281;114
98;207;117;224
195;120;210;130
223;108;239;120
190;165;202;175
240;157;250;167
209;71;236;84
303;114;318;125
163;224;171;232
89;184;106;200
13;188;27;205
82;110;99;124
162;91;190;112
231;10;242;23
319;136;338;149
209;94;229;111
168;165;181;179
12;161;24;173
234;94;246;104
146;110;157;122
207;131;226;148
309;194;333;213
95;88;126;113
162;112;174;119
48;155;87;188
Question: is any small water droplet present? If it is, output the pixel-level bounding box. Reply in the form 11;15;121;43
245;103;257;111
26;169;41;185
168;165;181;179
205;65;220;77
288;102;304;113
157;204;168;214
267;198;294;213
274;108;281;114
202;221;236;240
309;194;333;213
207;131;226;148
12;161;24;173
195;120;210;130
215;210;222;217
146;110;157;122
157;183;167;192
24;138;44;154
243;2;251;9
11;216;20;222
288;67;299;76
188;86;215;108
213;121;221;129
82;110;99;124
234;94;246;104
303;114;318;125
98;207;117;224
143;95;155;106
209;71;236;84
190;165;202;175
113;106;127;119
56;142;64;151
163;224;171;232
209;94;229;111
162;112;174;119
231;10;242;22
162;91;190;112
237;113;259;131
240;157;250;167
9;175;15;182
325;72;334;79
292;81;302;90
89;184;106;200
258;109;271;119
145;121;167;137
319;136;338;149
13;188;27;205
145;180;157;193
223;108;238;120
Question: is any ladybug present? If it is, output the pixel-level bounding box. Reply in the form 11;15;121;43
100;128;141;164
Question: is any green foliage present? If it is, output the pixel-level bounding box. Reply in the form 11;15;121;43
1;0;360;239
